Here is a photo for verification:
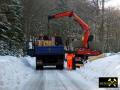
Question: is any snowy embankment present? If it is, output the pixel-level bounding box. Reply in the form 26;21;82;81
0;56;35;90
77;54;120;89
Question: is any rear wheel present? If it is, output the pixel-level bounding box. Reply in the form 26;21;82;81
59;64;64;70
39;65;43;70
56;64;64;70
36;58;43;70
36;65;39;70
36;63;43;70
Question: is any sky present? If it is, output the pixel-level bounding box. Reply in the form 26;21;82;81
105;0;120;8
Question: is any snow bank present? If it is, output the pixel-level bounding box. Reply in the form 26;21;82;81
77;54;120;89
104;53;116;56
0;56;35;90
20;56;36;69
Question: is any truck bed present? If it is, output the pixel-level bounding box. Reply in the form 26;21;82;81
35;46;64;55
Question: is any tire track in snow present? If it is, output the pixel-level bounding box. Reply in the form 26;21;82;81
44;70;66;90
22;69;98;90
56;70;80;90
22;71;45;90
58;70;83;90
58;70;94;90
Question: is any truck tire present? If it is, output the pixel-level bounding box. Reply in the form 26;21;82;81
36;61;39;70
56;64;64;70
39;65;43;70
36;65;39;70
36;58;43;70
36;64;43;70
59;64;64;70
56;65;59;69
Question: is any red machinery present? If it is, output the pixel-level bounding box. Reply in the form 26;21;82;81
48;11;101;62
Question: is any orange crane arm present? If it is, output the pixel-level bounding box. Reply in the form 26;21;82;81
48;11;91;48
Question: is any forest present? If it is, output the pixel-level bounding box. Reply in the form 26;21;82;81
0;0;120;56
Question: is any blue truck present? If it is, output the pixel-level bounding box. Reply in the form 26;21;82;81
27;36;65;70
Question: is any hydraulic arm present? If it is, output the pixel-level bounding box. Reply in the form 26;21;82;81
48;11;91;48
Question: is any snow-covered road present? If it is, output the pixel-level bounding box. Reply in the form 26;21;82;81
0;54;120;90
22;69;96;90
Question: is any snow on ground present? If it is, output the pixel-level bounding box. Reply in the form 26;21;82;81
0;53;120;90
0;56;35;90
77;54;120;89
